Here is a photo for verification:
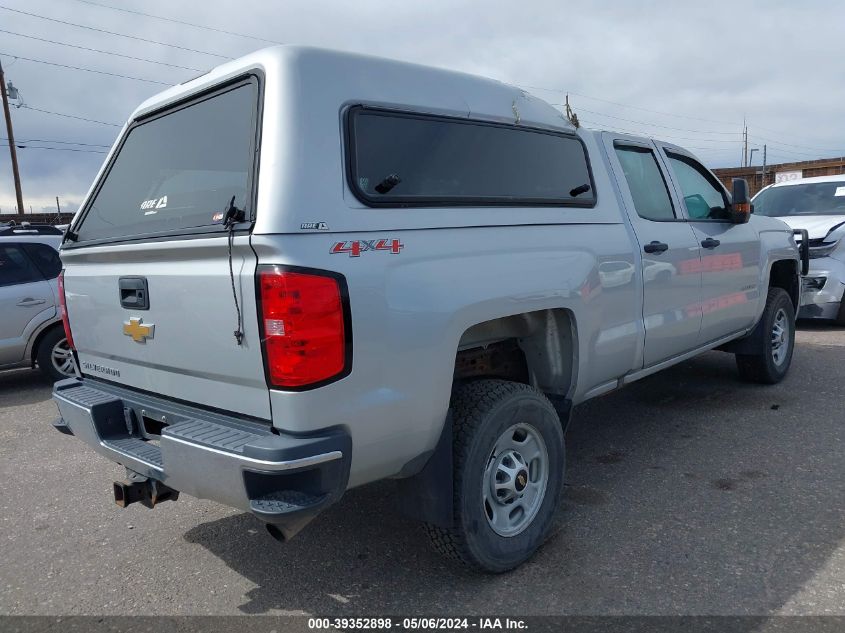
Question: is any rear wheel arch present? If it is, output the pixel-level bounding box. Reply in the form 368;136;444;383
396;309;577;533
453;308;578;399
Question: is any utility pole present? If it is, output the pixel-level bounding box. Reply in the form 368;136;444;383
742;119;748;168
0;58;24;217
761;145;767;193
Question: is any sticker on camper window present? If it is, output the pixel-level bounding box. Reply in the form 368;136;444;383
835;187;845;197
140;196;168;211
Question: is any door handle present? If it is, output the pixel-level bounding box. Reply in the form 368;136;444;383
701;238;721;249
16;298;46;307
643;241;669;254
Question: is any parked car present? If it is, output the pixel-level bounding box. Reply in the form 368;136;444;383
0;223;76;381
753;175;845;324
51;46;804;573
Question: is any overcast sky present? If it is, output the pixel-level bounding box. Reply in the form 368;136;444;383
1;0;844;214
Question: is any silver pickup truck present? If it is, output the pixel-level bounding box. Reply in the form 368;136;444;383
52;46;805;573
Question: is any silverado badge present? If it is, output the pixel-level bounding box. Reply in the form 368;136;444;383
123;317;155;343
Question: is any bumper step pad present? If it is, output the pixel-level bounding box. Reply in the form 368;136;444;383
104;437;164;469
163;418;264;454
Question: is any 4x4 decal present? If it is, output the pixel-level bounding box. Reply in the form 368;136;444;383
331;238;404;257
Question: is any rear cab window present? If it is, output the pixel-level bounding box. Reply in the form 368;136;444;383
70;77;261;246
614;145;676;221
346;107;595;207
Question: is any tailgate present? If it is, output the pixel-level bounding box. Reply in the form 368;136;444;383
62;237;270;420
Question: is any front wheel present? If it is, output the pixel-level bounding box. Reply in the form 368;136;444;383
37;326;75;382
735;287;795;384
424;379;565;573
835;300;845;327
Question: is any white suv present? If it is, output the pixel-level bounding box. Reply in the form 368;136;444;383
753;176;845;324
0;223;76;381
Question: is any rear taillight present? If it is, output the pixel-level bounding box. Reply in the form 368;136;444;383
59;271;76;349
257;266;350;389
57;270;75;350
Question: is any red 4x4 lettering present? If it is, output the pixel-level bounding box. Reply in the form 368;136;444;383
331;239;404;257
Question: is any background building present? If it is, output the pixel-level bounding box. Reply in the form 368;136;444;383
713;156;845;197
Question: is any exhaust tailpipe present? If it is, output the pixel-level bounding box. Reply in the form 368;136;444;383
265;523;288;543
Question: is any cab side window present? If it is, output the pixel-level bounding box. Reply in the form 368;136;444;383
614;145;676;221
666;152;730;220
0;245;43;287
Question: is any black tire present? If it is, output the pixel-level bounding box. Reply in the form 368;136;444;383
835;300;845;327
424;379;565;573
735;287;795;384
36;326;75;382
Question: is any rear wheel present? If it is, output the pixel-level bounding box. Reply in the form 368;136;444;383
37;327;75;382
424;379;565;573
735;287;795;384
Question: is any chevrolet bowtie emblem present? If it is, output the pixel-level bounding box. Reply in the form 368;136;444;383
123;317;155;343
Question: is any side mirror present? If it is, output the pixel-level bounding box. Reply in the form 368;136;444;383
730;178;752;224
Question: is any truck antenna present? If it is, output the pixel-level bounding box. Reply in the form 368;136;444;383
564;94;580;129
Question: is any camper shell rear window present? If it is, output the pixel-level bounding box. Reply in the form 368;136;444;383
346;106;595;208
69;75;261;245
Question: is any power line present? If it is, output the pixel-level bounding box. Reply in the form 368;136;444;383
557;95;844;158
73;0;284;45
566;105;742;136
19;105;122;128
1;137;110;147
576;116;821;163
748;133;845;155
524;84;738;126
0;29;205;72
571;115;741;146
0;5;231;60
12;144;106;153
0;52;170;85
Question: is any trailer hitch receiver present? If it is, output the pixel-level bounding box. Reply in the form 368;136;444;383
113;478;179;509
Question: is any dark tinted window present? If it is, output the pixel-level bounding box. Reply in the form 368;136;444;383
0;245;43;287
615;146;676;221
22;243;62;279
753;181;845;217
348;109;594;206
666;152;730;220
75;80;259;243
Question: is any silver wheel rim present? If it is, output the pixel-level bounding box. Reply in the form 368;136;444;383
51;337;75;376
483;423;549;538
771;308;790;366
